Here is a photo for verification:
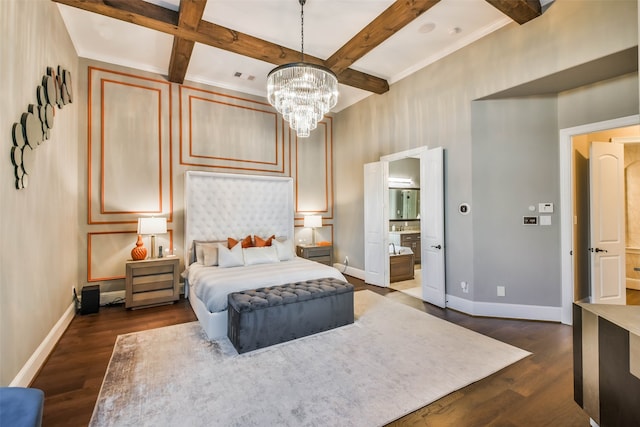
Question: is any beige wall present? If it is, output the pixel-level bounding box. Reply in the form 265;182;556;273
0;0;79;385
334;0;638;305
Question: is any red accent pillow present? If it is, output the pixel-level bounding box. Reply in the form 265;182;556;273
228;235;254;249
254;235;275;247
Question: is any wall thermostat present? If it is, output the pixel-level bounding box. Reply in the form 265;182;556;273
459;203;470;215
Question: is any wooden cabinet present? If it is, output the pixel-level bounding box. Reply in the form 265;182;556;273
296;245;333;266
390;253;415;282
389;232;421;264
125;257;179;309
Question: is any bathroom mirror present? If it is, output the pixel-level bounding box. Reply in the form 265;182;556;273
389;188;420;220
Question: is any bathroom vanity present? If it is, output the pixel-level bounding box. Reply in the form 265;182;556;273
389;231;421;264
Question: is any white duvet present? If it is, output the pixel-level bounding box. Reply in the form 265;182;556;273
187;257;348;313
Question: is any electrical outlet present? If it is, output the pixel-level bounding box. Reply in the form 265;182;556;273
460;281;469;293
497;286;506;297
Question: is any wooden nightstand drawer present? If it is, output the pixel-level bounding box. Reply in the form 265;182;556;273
296;245;333;266
132;273;174;292
299;246;330;258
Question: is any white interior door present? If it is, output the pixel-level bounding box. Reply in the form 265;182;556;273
589;141;626;304
421;147;446;307
364;161;389;286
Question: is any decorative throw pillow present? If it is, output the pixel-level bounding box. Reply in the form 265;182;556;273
194;241;226;265
254;234;275;247
228;235;253;249
243;246;280;266
202;244;219;267
218;242;244;268
273;239;295;261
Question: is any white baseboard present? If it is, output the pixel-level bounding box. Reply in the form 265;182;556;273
333;264;365;281
100;290;125;306
446;294;562;322
11;302;76;387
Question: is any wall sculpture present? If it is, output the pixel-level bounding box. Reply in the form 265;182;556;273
10;66;72;189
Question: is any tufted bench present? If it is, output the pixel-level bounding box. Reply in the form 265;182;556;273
0;387;44;427
227;278;354;353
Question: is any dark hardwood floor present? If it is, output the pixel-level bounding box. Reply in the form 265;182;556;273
32;279;629;426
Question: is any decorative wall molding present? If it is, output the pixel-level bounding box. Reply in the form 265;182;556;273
179;85;288;174
293;117;334;220
10;66;72;189
87;230;174;282
87;66;173;224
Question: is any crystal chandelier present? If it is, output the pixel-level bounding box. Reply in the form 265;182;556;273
267;0;338;138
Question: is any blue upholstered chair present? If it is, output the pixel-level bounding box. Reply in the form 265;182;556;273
0;387;44;427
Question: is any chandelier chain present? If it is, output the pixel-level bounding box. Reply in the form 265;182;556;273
300;0;304;61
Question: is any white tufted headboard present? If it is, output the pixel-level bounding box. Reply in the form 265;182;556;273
184;171;294;261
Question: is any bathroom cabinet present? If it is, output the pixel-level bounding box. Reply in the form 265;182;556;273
390;252;415;282
389;231;421;264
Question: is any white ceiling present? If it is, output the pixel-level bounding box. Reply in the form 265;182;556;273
57;0;513;112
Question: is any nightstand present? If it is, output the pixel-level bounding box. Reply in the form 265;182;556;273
296;244;333;266
125;257;179;309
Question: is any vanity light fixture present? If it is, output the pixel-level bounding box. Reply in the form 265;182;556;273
388;177;413;186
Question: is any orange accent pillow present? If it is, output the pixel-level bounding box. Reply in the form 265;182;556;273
228;235;254;249
254;235;276;247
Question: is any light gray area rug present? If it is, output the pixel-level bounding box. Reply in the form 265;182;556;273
90;290;530;427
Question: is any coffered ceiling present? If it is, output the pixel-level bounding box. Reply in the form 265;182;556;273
53;0;548;111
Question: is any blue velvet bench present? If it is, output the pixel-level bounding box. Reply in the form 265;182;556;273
0;387;44;427
227;278;354;354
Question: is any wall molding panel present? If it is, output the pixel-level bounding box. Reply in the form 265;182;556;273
87;230;174;282
293;118;334;220
88;67;173;224
179;85;288;174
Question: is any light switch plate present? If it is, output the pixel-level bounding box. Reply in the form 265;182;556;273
539;203;554;213
540;215;552;226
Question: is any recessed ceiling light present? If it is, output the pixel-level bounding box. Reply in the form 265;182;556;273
418;22;436;34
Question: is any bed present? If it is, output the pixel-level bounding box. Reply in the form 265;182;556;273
184;171;347;339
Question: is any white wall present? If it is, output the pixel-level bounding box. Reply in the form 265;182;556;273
333;0;638;307
0;0;79;385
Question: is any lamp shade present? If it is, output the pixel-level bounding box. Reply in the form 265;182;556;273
137;217;167;235
304;215;322;229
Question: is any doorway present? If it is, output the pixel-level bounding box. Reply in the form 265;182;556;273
559;115;640;324
364;146;446;308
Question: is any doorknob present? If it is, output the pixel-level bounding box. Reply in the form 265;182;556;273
588;247;608;253
431;244;442;250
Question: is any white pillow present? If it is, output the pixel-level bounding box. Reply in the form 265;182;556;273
217;242;244;268
243;246;280;266
273;239;295;261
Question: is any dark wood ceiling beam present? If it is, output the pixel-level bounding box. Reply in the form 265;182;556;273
484;0;542;25
168;0;208;84
52;0;389;94
326;0;440;75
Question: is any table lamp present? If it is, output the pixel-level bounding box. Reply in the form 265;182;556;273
138;217;167;259
303;215;322;245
